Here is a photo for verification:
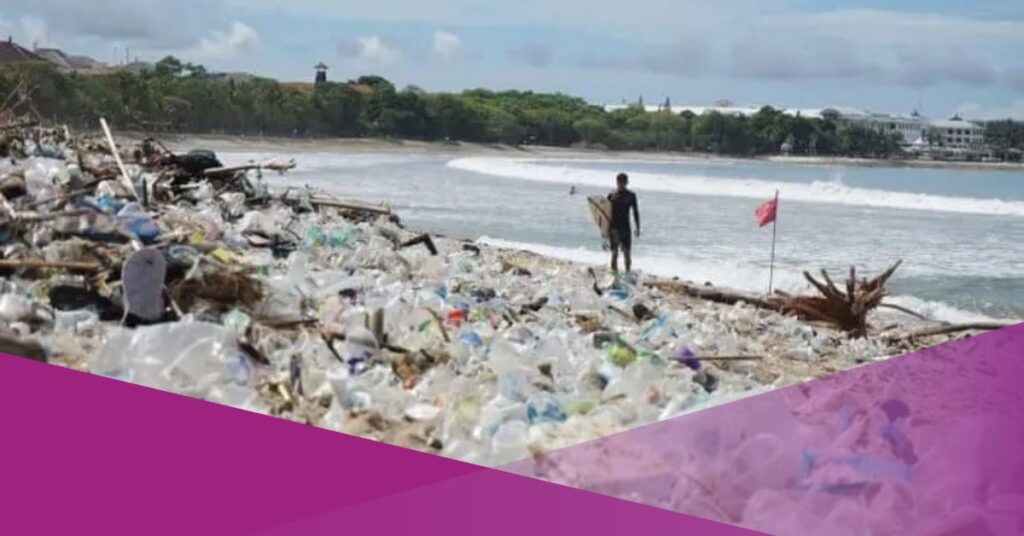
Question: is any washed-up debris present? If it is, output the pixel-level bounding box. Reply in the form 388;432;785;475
0;118;980;468
0;333;47;362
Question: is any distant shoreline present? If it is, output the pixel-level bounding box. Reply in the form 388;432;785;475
118;131;1024;172
762;154;1024;172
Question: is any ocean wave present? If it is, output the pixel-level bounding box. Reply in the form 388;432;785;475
449;157;1024;217
219;151;430;171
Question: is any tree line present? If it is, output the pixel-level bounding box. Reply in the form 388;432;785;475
4;56;1023;159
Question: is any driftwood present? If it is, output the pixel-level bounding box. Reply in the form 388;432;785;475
774;261;902;337
897;322;1015;340
646;280;774;309
649;261;904;337
400;234;438;256
308;196;392;215
99;118;138;201
28;188;95;208
0;120;38;132
0;335;47;362
9;209;94;223
204;160;296;176
0;259;104;273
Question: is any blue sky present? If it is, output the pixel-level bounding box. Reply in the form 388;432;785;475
3;0;1023;118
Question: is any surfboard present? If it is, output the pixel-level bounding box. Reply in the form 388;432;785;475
587;195;612;239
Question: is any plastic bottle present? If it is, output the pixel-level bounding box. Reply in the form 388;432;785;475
222;309;252;336
608;339;638;367
458;330;484;348
491;420;529;464
327;225;354;248
0;294;35;322
54;309;100;334
527;394;568;424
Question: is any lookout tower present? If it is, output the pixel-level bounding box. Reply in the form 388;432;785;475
314;62;328;84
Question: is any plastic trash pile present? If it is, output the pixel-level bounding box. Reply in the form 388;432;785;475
1;124;918;466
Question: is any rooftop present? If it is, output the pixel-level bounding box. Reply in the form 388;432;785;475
929;118;984;129
0;38;42;64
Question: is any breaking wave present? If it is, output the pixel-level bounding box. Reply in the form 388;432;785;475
449;157;1024;217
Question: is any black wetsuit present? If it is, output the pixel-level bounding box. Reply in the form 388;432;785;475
607;189;638;252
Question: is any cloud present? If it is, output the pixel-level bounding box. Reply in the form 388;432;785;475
507;43;553;68
1005;69;1024;92
579;40;711;77
432;30;461;59
0;16;54;48
893;48;997;88
190;21;259;60
729;37;881;81
3;0;227;48
224;0;775;38
762;9;1024;47
338;35;401;64
954;100;1024;121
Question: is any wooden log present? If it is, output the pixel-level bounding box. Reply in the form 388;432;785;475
11;209;94;223
28;187;95;208
308;196;392;215
898;322;1015;340
646;281;778;310
0;259;104;273
400;234;438;256
877;302;930;321
99;118;138;201
204;160;296;176
0;120;38;132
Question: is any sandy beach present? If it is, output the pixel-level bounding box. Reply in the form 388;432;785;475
5;127;1009;468
127;132;1024;172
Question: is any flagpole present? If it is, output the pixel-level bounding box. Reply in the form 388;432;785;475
768;190;779;295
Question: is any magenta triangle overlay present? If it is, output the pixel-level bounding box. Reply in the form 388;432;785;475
0;354;759;536
502;324;1024;535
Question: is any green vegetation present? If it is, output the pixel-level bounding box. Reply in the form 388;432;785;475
3;56;1021;160
984;120;1024;161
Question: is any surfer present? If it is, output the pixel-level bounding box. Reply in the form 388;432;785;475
569;185;577;196
608;173;640;274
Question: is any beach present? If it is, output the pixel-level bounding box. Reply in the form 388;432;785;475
142;132;1024;172
191;138;1024;323
5;129;1017;467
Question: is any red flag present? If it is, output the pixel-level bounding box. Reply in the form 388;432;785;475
755;197;778;227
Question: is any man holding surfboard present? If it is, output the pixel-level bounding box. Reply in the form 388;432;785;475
608;172;640;275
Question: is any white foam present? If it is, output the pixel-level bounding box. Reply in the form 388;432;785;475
477;237;1015;325
218;151;429;172
449;157;1024;217
883;295;1017;325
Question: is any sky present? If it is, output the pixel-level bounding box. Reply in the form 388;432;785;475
2;0;1023;119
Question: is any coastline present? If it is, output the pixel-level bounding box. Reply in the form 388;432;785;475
6;126;992;467
46;203;947;463
120;131;1024;171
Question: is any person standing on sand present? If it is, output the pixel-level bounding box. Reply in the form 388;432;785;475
608;172;640;274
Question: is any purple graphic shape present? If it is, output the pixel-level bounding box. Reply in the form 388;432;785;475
0;353;760;535
504;325;1024;535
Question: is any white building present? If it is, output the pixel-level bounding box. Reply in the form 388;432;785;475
927;116;985;151
812;107;929;146
603;102;927;145
603;102;768;117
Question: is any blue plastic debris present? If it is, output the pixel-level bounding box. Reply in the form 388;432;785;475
459;330;484;348
121;215;161;243
527;395;568;424
607;288;629;300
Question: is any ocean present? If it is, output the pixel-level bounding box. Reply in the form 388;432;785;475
219;149;1024;324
